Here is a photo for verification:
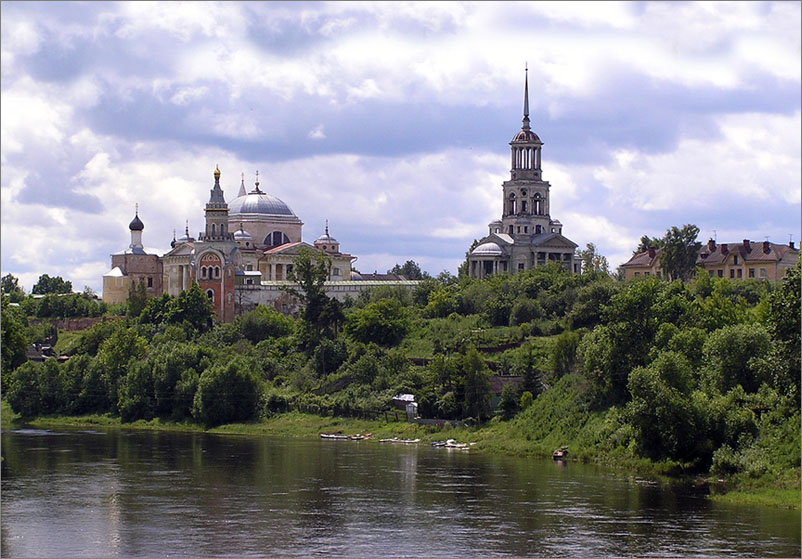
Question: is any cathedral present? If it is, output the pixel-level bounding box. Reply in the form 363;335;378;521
103;167;358;321
466;68;578;277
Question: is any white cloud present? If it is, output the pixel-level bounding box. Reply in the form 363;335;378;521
594;111;802;209
308;124;326;139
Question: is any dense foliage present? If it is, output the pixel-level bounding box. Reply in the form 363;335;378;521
3;256;799;486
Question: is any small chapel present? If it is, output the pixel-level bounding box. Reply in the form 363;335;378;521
466;68;578;277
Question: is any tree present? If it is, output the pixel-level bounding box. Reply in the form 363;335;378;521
127;280;148;318
1;294;28;372
164;282;215;332
192;360;262;427
388;260;428;280
634;234;665;256
461;347;492;421
285;247;333;349
31;274;72;295
577;243;610;275
345;298;410;346
659;224;701;282
458;240;479;278
701;323;771;394
2;274;26;302
236;305;294;343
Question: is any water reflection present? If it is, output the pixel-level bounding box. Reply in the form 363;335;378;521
2;427;799;558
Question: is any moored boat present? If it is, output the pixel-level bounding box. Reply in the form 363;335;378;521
553;446;568;460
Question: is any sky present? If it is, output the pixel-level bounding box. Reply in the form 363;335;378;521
2;1;800;294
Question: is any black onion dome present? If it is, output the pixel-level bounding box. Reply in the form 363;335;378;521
129;213;144;231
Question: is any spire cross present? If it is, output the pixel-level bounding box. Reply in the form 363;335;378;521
135;203;139;216
325;219;329;235
522;64;530;130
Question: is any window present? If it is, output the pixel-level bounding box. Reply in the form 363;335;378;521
737;269;742;279
634;272;640;276
535;225;541;234
748;268;755;278
206;289;214;301
147;277;153;288
709;270;714;277
518;263;525;271
656;271;662;279
517;226;521;233
759;268;767;278
246;264;253;271
717;270;723;277
201;266;207;279
246;279;253;285
521;200;528;214
734;256;739;265
730;269;735;278
214;266;221;278
645;272;650;276
551;228;555;233
332;268;340;276
524;226;528;233
508;225;513;235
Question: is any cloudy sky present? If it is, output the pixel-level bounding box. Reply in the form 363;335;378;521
2;1;800;293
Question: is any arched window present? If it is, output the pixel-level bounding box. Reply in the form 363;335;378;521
508;193;516;215
201;266;207;279
535;225;542;234
206;289;214;301
264;231;291;246
211;224;216;236
214;266;221;278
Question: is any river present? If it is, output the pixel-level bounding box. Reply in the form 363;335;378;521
1;427;799;557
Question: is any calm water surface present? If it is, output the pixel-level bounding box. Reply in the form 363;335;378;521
1;427;799;557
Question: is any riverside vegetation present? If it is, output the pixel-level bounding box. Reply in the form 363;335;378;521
2;251;800;509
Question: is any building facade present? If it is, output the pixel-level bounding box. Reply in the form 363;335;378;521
466;69;578;278
621;239;799;281
103;167;396;321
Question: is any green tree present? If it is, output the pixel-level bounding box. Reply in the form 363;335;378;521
164;282;215;332
759;261;800;397
626;351;701;460
2;273;26;302
461;347;492;421
95;326;148;411
577;242;610;275
285;247;333;349
345;298;410;347
127;280;148;318
498;381;521;420
634;234;665;256
1;294;28;372
192;360;262;427
659;224;701;282
118;360;155;422
388;260;428;280
31;274;73;295
236;305;294;343
5;361;42;416
701;323;772;394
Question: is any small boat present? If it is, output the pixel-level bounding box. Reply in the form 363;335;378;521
553;446;568;460
432;439;470;450
379;437;420;444
320;432;349;440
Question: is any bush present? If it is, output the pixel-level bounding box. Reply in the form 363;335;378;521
192;360;262;427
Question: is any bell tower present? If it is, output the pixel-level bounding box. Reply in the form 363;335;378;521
500;66;551;238
203;165;231;241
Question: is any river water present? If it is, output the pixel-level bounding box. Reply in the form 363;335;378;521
1;427;799;557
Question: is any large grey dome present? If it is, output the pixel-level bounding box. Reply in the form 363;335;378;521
229;190;297;217
472;242;504;256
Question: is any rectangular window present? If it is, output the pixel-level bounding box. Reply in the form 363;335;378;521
708;270;714;277
717;270;723;277
759;268;767;278
730;269;735;278
656;271;662;278
147;277;153;288
518;263;525;271
517;226;521;233
645;272;650;276
524;226;528;233
737;269;742;278
734;256;739;265
634;272;640;276
748;268;755;278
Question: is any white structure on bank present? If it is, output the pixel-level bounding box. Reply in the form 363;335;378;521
467;68;578;277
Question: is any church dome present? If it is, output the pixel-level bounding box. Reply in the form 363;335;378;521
472;242;504;256
511;129;541;143
229;190;297;217
129;213;144;231
234;226;253;242
315;232;337;244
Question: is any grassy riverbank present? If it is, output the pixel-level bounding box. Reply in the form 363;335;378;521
4;400;797;510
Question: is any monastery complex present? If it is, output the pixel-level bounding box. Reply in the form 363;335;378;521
101;70;797;322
